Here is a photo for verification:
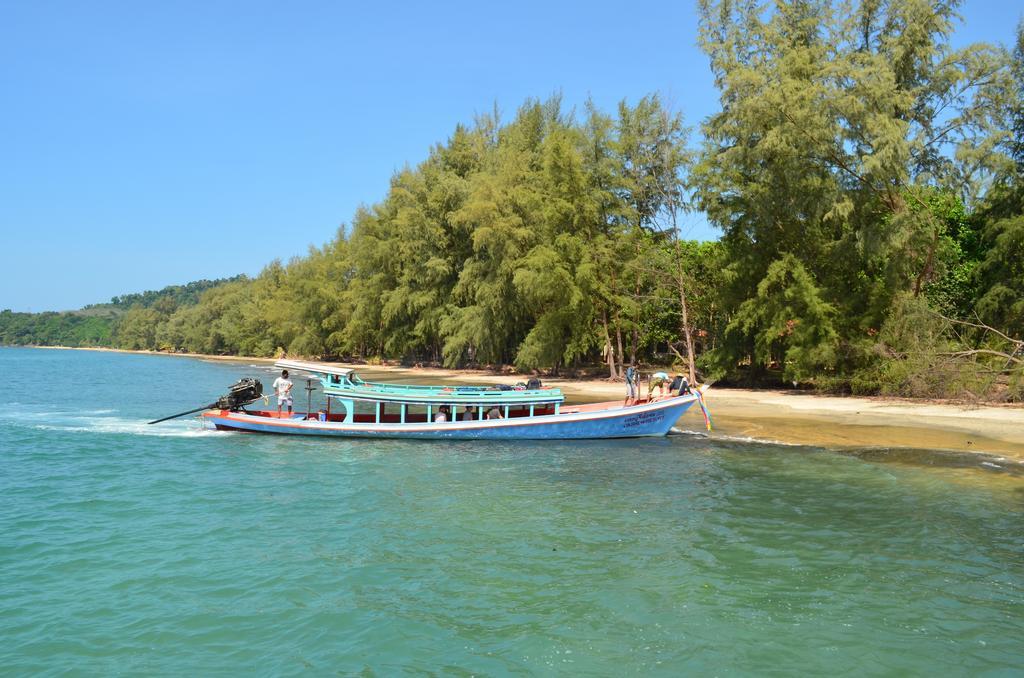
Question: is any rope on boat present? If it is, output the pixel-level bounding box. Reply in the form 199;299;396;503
694;388;713;431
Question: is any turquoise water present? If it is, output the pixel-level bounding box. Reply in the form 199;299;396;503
1;347;1022;675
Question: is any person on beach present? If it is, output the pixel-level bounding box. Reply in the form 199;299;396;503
625;363;639;404
272;369;293;418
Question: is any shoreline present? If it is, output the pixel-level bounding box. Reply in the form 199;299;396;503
25;344;1024;460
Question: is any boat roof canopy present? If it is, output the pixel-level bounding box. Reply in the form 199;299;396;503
274;359;354;378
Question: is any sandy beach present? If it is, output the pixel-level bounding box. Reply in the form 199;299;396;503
35;346;1024;459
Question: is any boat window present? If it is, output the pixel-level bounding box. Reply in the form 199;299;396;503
403;403;428;423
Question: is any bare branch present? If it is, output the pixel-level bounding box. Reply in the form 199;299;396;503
667;342;688;364
928;310;1024;347
939;349;1024;364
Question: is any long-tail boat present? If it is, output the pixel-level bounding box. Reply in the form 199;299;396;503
190;360;710;440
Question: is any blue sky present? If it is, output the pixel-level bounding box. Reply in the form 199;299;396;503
0;1;1016;312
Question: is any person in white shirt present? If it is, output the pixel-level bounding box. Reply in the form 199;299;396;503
272;369;293;418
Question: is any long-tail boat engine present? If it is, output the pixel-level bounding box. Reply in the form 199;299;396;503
147;378;263;425
215;378;263;410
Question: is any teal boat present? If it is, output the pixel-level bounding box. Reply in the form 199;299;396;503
195;360;710;440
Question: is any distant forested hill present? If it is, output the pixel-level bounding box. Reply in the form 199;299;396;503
0;310;116;347
0;276;245;348
86;276;246;312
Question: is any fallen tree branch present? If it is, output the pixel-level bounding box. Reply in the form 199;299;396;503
667;342;688;364
928;310;1023;348
938;349;1024;365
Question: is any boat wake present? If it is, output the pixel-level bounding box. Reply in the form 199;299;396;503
0;409;222;438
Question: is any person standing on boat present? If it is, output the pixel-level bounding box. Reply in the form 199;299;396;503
272;369;293;418
625;363;639;405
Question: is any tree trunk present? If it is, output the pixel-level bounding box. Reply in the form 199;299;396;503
631;273;640;365
602;310;618;379
631;239;641;365
614;312;626;375
913;228;940;298
675;244;697;384
679;284;696;384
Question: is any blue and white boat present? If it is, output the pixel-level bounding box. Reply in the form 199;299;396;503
199;360;709;440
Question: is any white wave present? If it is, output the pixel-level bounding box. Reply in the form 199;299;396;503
0;408;117;420
670;427;709;437
711;433;804;447
27;415;226;438
0;410;65;420
669;426;802;447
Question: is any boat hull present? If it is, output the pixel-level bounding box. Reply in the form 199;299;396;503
202;395;699;440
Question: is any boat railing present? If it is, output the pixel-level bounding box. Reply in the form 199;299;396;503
359;380;558;395
324;389;562;406
325;382;563;400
